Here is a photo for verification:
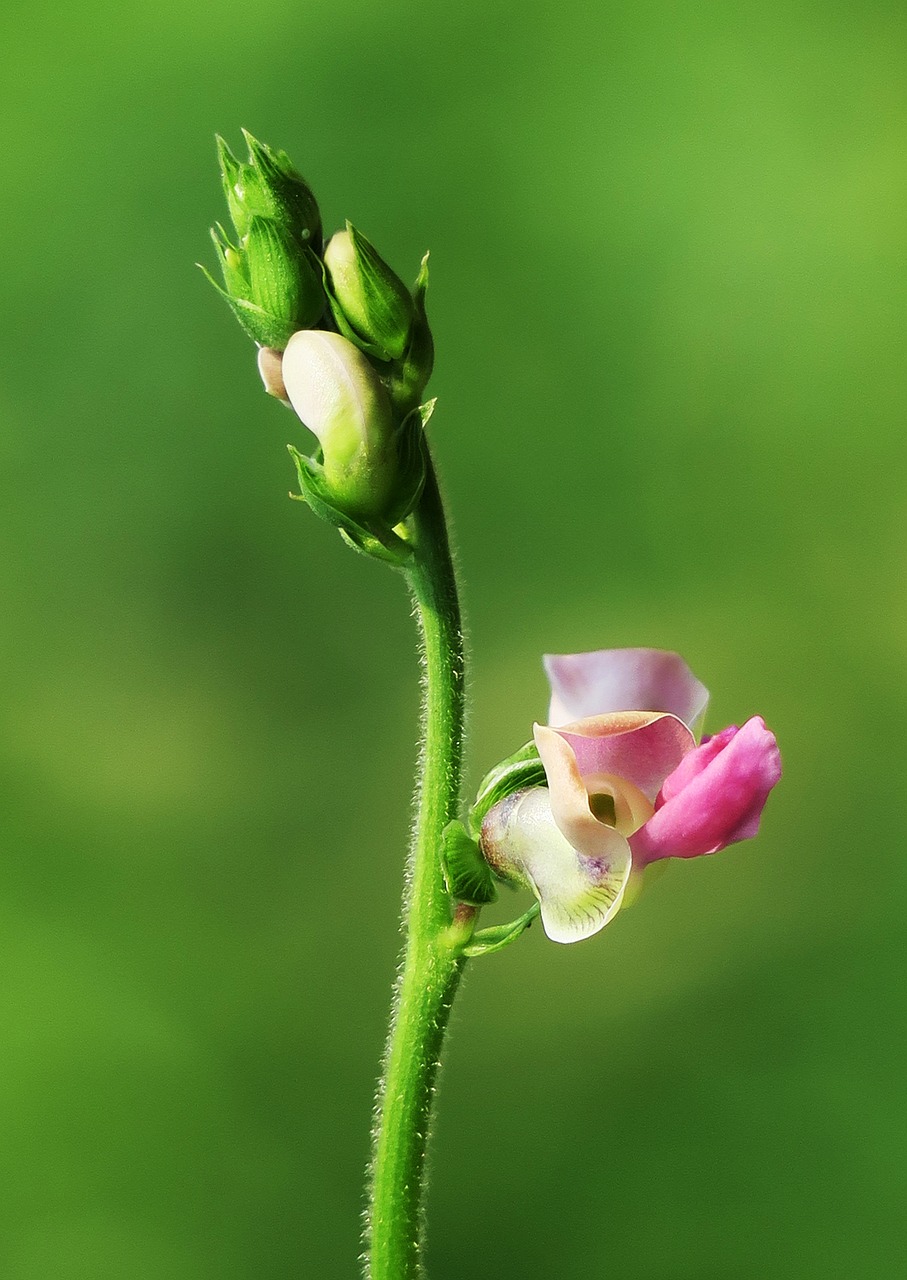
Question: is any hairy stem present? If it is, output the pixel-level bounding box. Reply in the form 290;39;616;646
364;451;471;1279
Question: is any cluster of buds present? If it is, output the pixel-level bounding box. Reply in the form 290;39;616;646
203;132;434;546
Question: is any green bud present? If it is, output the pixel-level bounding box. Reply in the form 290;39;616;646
281;330;400;522
324;223;414;361
202;216;324;349
203;133;327;347
217;131;321;247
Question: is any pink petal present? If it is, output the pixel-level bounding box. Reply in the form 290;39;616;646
629;716;782;865
548;712;695;802
545;648;709;728
657;724;738;804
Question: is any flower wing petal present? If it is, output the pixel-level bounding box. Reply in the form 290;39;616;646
480;788;632;943
545;648;709;728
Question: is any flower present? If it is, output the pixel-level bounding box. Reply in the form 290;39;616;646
479;649;781;943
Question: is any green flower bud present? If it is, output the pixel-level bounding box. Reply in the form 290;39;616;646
324;223;414;361
204;217;324;349
203;133;326;348
281;331;399;521
217;131;321;247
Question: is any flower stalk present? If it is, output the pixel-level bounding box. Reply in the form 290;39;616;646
364;453;472;1280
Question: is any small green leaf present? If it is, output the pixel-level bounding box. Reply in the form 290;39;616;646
469;740;548;837
462;903;540;958
441;821;497;906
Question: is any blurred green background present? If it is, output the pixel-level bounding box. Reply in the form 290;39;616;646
2;0;905;1276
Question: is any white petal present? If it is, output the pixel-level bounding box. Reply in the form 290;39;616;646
480;788;631;944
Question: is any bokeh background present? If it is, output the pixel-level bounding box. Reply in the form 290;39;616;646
2;1;905;1276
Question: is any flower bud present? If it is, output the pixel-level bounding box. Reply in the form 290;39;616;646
203;134;326;348
324;224;414;360
217;131;321;247
205;217;324;349
281;330;398;521
257;347;289;404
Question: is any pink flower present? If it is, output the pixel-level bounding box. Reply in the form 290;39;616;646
479;649;781;943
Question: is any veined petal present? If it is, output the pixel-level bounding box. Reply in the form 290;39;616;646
545;648;709;730
538;713;695;806
480;788;632;943
630;716;782;864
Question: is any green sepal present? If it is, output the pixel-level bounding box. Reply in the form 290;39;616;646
209;223;247;292
288;445;413;566
385;399;432;526
441;820;497;906
198;260;291;347
462;903;540;958
469;740;548;838
384;252;434;416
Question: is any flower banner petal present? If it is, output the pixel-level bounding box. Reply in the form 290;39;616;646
545;648;709;728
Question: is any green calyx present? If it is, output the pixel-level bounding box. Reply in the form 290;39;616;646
462;904;540;958
287;397;433;563
468;740;548;838
441;821;497;906
203;133;326;347
382;252;435;417
324;223;415;361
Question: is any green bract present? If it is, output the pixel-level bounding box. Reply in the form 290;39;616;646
202;132;325;348
324;223;415;361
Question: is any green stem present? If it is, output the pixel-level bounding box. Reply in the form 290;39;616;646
364;451;472;1280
